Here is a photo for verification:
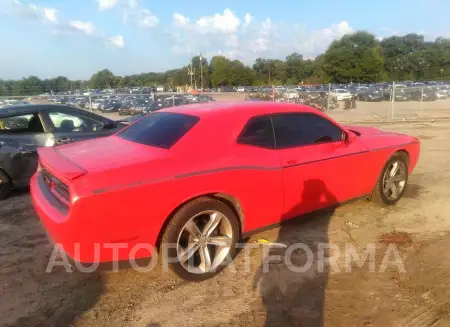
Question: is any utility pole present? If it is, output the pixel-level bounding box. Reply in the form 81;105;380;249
265;56;271;84
187;64;195;90
199;53;204;91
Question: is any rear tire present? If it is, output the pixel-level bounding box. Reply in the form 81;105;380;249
0;170;12;200
160;197;240;281
369;153;409;205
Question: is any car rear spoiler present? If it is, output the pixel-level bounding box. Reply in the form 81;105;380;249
38;147;87;181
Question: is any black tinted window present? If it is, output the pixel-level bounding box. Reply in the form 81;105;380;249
272;113;342;148
118;112;199;149
238;116;275;148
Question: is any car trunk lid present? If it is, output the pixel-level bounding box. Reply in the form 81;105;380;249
51;135;168;171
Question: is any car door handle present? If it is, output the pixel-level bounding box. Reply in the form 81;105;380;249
286;159;297;165
19;148;35;155
56;137;72;144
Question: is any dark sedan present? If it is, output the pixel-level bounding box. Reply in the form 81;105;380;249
0;104;127;199
118;100;135;116
408;89;437;101
101;100;122;113
358;89;383;101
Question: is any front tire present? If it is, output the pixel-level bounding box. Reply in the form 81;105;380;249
160;197;240;281
369;153;409;205
0;170;12;200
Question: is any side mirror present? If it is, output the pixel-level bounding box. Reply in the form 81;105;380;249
344;130;356;144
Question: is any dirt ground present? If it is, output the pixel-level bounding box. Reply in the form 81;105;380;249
2;107;450;326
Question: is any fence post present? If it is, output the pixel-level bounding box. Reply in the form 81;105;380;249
420;87;424;118
327;83;331;111
89;94;92;112
172;94;175;106
390;81;395;120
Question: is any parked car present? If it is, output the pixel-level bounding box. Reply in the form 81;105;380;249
331;89;352;101
101;100;122;113
31;102;420;280
118;100;135;115
121;112;147;123
91;100;103;110
284;90;300;100
381;88;410;101
408;89;437;101
358;89;383;102
436;89;448;99
393;89;411;101
163;97;190;108
0;104;127;199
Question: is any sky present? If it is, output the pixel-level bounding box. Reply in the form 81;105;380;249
1;0;450;80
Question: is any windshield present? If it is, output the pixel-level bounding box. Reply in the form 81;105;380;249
117;112;199;149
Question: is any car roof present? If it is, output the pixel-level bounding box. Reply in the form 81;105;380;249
0;104;51;117
0;104;95;119
160;101;319;119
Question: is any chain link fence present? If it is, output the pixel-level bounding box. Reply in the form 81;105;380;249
1;82;450;123
245;82;450;122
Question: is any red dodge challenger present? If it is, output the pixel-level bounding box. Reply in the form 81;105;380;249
31;102;420;280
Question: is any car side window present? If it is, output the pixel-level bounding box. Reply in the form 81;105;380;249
238;116;275;149
271;113;343;149
0;113;44;133
47;111;102;133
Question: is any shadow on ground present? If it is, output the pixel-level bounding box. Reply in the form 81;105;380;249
254;179;336;327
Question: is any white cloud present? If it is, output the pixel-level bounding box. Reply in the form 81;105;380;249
243;13;253;27
250;18;275;53
139;9;159;28
5;0;59;24
225;34;239;48
2;0;124;49
43;8;58;23
98;0;119;11
123;4;159;28
293;20;354;56
128;0;139;9
69;20;98;36
109;35;125;48
173;12;189;26
170;11;355;66
195;9;241;33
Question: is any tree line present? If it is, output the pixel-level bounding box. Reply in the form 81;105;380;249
2;32;450;96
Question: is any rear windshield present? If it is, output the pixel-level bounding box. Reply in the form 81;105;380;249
117;112;199;148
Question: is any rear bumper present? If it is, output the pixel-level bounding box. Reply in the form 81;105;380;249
31;172;154;265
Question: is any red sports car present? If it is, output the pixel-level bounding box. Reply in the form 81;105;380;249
31;102;420;280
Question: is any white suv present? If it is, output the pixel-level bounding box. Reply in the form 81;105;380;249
331;89;352;101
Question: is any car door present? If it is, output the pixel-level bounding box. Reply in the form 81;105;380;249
271;113;369;221
234;115;284;230
0;112;52;186
42;108;119;145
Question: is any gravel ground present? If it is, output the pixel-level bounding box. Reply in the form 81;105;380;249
2;107;450;326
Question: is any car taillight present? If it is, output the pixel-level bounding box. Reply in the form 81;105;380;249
41;167;70;205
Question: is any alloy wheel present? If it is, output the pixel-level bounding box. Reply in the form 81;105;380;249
382;160;407;201
176;210;233;274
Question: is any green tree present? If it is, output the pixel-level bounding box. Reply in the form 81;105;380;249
210;56;232;86
323;31;386;83
88;69;118;89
